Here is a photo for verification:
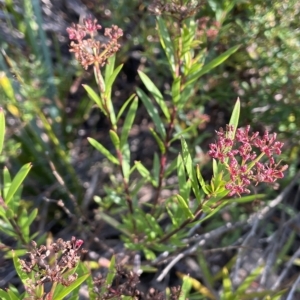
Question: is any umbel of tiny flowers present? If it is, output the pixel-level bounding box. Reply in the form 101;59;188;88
19;237;85;298
67;17;123;93
67;17;123;70
208;125;288;196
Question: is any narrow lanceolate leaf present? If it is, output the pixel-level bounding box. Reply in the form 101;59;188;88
138;71;170;121
137;88;166;138
176;194;194;219
181;19;197;57
109;130;120;149
54;273;90;300
156;16;176;75
105;64;123;98
152;153;160;187
171;76;181;104
212;158;218;177
196;165;209;195
5;163;32;204
0;290;10;300
222;267;233;300
116;94;136;122
179;275;193;300
106;256;116;286
135;161;151;180
12;250;29;285
149;128;166;154
145;213;164;236
121;143;131;181
6;289;19;300
20;208;38;233
185;44;241;86
3;167;11;198
0;107;5;155
229;98;240;133
180;138;201;201
104;54;116;84
82;84;105;113
0;72;16;102
88;138;119;165
120;97;138;148
177;154;190;200
235;265;264;296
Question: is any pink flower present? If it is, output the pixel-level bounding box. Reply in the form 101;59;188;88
208;125;287;196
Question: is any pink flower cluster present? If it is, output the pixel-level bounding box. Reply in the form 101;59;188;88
67;17;123;69
208;125;287;196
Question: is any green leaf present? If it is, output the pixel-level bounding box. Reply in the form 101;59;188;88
165;155;179;177
152;153;160;187
196;165;209;194
120;97;138;148
179;275;193;300
109;130;120;149
180;138;201;201
0;290;10;300
156;16;176;74
171;76;181;104
12;251;29;286
229;98;240;133
176;194;194;219
135;161;151;179
201;200;229;223
53;273;90;300
138;71;170;121
221;267;233;300
104;54;116;84
5;163;32;204
149;128;166;154
96;210;131;237
78;263;96;300
3;167;11;199
106;256;116;286
166;203;178;227
105;64;123;98
177;154;191;200
234;194;265;204
19;208;38;241
130;177;148;197
198;251;214;287
137;88;166;138
82;84;105;113
212;158;218;177
6;289;19;300
0;107;5;155
116;94;136;122
235;265;263;296
121;143;131;181
185;45;241;86
181;19;197;57
145;213;164;238
143;248;156;260
88;138;119;165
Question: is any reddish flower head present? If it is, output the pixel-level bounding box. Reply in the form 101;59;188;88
208;125;287;196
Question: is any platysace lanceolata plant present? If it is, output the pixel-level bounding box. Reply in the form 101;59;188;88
65;12;288;299
208;124;287;196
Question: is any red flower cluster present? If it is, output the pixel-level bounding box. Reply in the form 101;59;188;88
67;17;123;69
208;125;287;196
